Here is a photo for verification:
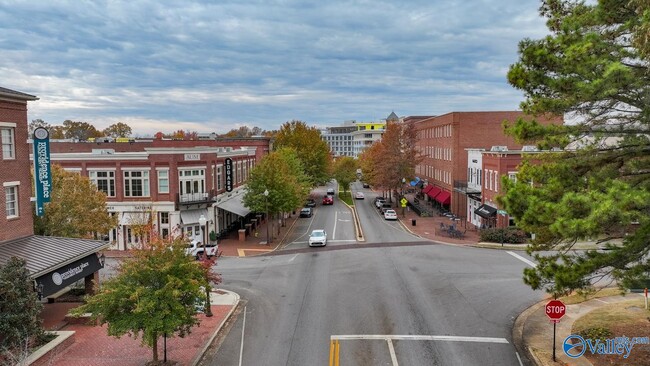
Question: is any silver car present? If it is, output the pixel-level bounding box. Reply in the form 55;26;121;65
308;229;327;247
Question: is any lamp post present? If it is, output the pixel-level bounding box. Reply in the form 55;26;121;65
263;189;271;244
197;214;212;317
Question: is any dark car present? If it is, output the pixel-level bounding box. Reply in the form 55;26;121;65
362;182;370;188
322;195;333;205
300;207;313;217
305;198;316;207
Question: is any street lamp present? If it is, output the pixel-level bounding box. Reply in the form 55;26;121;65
197;214;212;317
263;189;271;244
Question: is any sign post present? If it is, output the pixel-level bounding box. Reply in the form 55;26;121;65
545;299;566;361
400;197;407;217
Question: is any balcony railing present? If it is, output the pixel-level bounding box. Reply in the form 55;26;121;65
176;189;216;205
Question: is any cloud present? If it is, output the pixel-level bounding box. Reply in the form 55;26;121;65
0;0;548;135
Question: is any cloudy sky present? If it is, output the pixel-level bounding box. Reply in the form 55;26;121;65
0;0;550;136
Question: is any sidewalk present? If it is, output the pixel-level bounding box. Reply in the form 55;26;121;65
36;290;239;366
514;294;645;366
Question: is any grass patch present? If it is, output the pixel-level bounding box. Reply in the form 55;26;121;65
559;287;624;305
339;191;353;206
572;298;648;332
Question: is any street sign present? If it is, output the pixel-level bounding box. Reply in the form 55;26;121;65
497;209;507;215
545;299;566;322
400;198;407;207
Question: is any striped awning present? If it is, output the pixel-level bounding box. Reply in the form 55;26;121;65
422;185;433;194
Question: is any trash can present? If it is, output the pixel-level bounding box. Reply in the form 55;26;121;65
412;219;416;226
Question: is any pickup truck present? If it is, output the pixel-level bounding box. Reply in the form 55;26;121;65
185;240;219;259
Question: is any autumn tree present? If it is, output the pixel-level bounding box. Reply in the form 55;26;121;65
62;120;102;140
102;122;132;138
71;235;211;364
274;120;332;185
243;148;310;241
49;125;65;139
34;164;118;238
332;157;358;194
0;257;46;364
502;0;650;294
371;121;423;202
357;142;383;188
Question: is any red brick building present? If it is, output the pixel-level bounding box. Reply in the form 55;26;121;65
414;111;563;219
48;138;271;250
0;87;107;300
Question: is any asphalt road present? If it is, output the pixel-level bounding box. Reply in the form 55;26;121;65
203;182;544;366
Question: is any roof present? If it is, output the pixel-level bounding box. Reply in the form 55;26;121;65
386;111;399;121
0;235;109;278
0;86;39;101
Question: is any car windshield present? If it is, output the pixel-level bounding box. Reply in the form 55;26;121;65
301;208;310;212
311;231;325;237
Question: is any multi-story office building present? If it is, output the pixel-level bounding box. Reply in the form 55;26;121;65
414;111;563;219
0;86;107;299
321;112;397;158
47;138;270;250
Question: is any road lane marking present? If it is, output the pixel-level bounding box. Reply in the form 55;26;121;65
506;251;537;268
331;335;509;343
332;211;338;239
289;254;298;262
387;339;399;366
516;351;523;366
237;248;272;257
238;306;247;366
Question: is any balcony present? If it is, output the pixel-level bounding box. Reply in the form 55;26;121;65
176;189;217;207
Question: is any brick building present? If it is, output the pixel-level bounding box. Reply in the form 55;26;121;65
414;111;563;220
47;138;271;250
0;87;107;300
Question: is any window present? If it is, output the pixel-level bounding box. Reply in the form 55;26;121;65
217;165;223;190
158;169;169;193
124;170;150;197
508;172;517;183
89;171;116;197
160;211;169;224
1;127;15;159
5;184;18;217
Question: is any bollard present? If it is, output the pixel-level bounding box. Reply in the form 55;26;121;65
412;219;416;226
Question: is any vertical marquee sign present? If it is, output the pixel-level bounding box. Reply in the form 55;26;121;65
225;158;233;192
33;127;52;216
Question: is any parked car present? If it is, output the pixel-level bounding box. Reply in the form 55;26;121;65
185;240;219;259
300;207;313;217
362;182;370;188
380;203;393;213
308;229;327;247
305;198;316;207
384;209;398;220
354;192;365;200
322;195;334;205
375;198;386;208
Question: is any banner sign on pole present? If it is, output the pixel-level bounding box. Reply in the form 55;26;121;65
33;127;52;216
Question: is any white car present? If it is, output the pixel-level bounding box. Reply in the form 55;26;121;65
384;209;398;220
354;192;365;200
308;229;327;247
185;240;219;259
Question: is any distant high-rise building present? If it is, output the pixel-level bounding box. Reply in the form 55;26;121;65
321;112;399;158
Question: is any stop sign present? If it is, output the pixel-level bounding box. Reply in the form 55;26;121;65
545;299;566;321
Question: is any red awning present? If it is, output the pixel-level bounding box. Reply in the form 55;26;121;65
435;191;451;205
422;185;433;194
427;187;441;199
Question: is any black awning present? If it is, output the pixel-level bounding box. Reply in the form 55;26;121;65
474;204;497;219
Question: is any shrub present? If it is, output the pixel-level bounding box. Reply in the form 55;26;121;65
479;227;528;244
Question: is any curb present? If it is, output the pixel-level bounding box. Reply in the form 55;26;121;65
512;300;546;366
191;289;241;366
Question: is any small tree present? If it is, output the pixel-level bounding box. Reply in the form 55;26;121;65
0;257;45;363
72;235;212;364
332;157;358;194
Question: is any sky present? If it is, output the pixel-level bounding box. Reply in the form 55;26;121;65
0;0;550;137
